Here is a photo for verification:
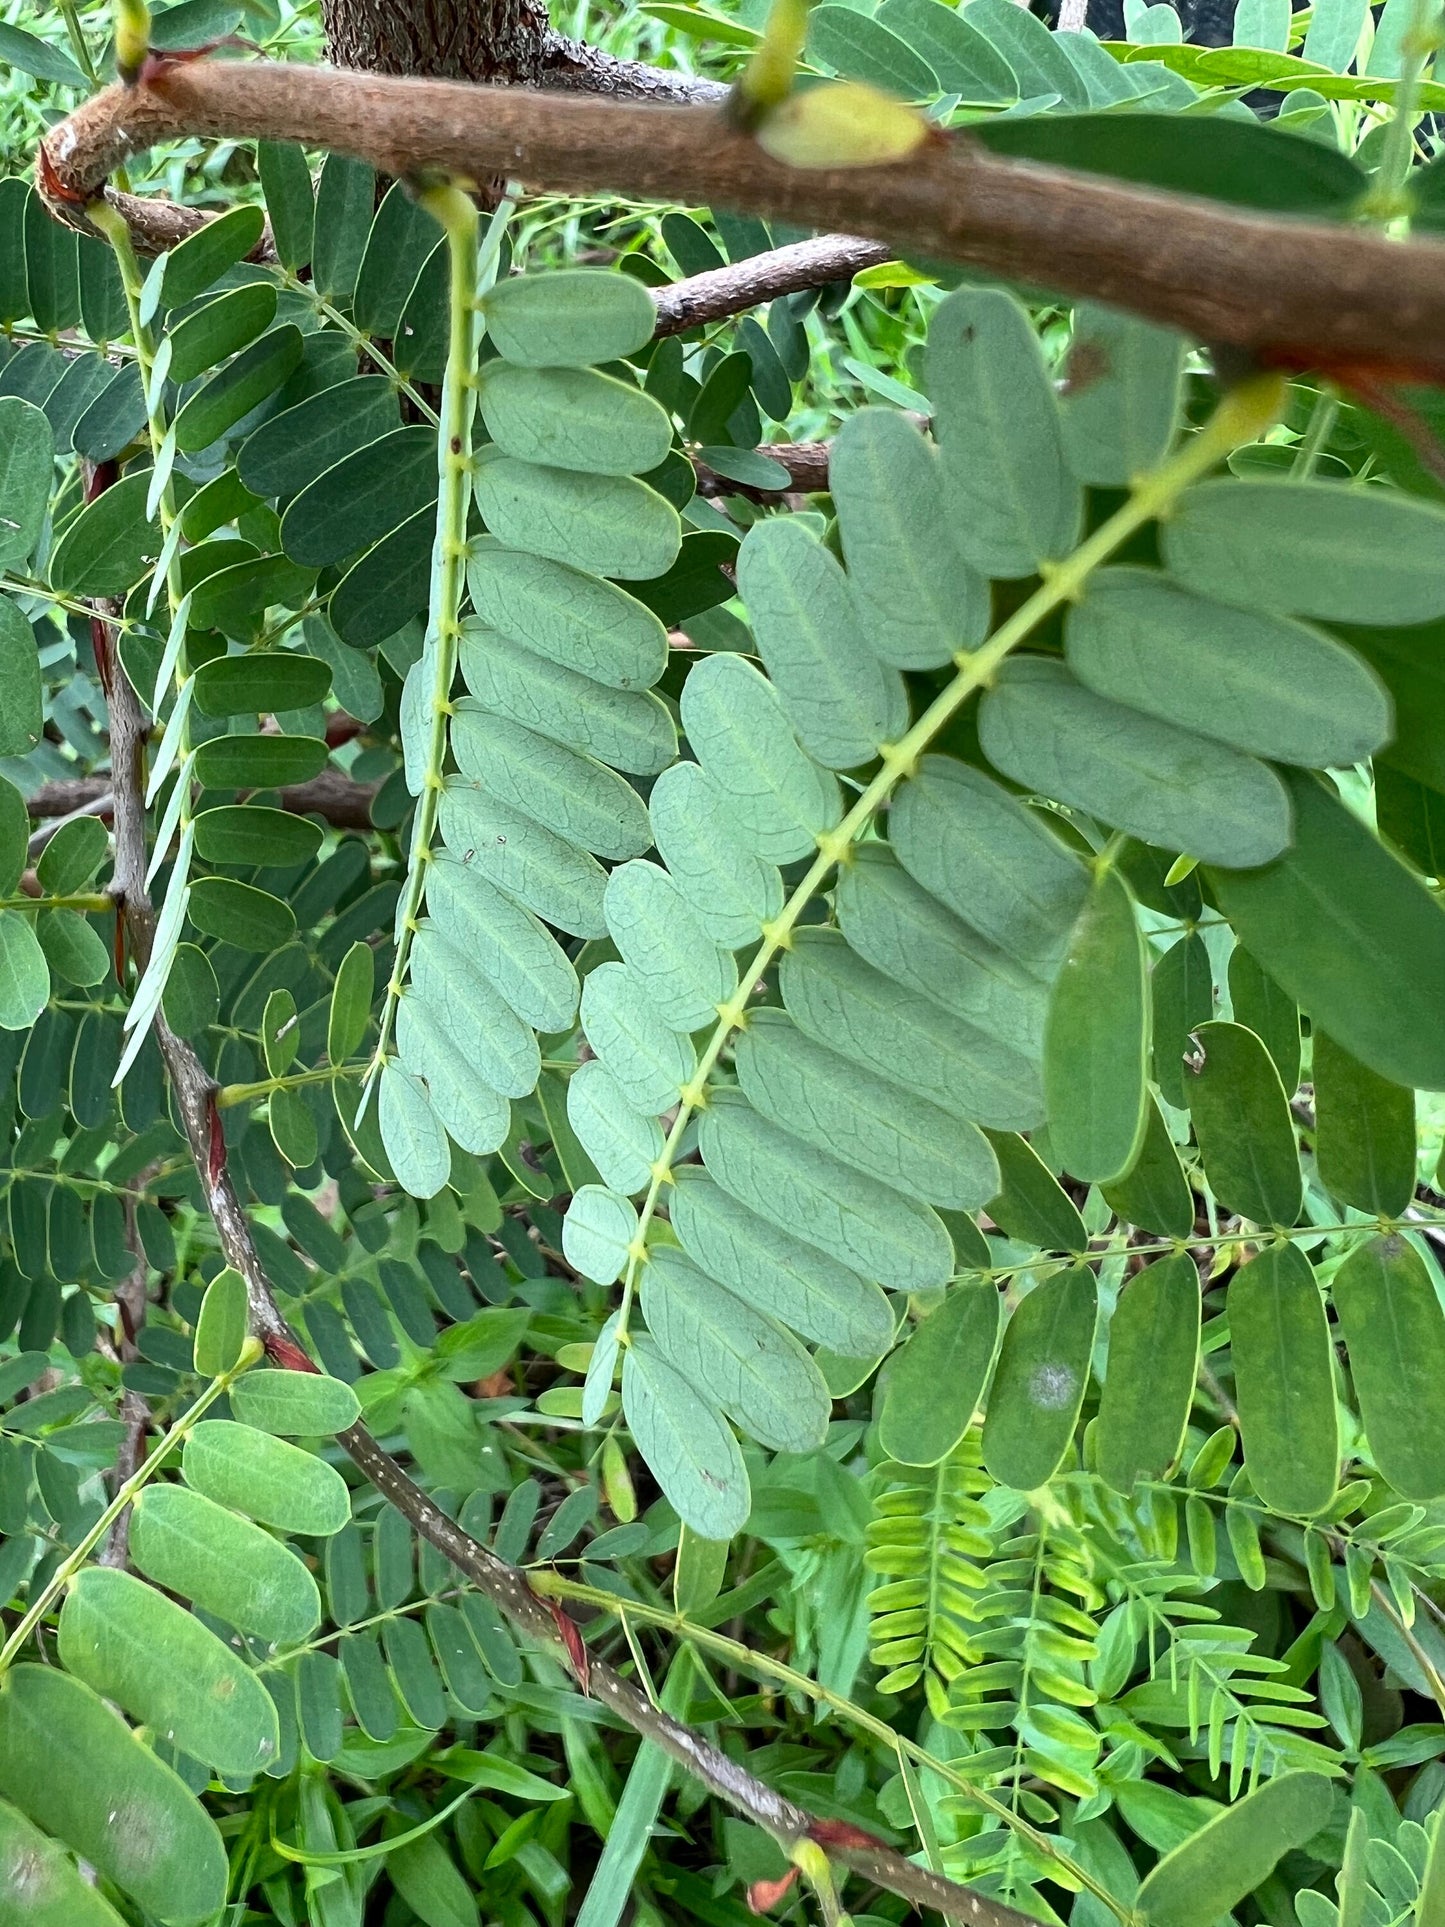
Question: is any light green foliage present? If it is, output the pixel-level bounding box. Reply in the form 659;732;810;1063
5;11;1445;1925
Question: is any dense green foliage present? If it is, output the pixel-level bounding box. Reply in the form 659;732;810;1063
6;1;1445;1925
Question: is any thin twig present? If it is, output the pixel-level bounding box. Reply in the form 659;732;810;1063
37;61;1445;379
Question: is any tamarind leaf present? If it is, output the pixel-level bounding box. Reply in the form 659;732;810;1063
481;268;656;369
1101;1095;1196;1239
229;1367;361;1437
1043;866;1150;1185
982;1264;1098;1489
0;1666;227;1924
623;1338;749;1540
130;1484;322;1645
1228;1243;1338;1516
1185;1020;1302;1226
671;1168;894;1357
1333;1234;1445;1501
1311;1030;1416;1217
0;1797;128;1926
1136;1771;1333;1927
58;1567;279;1777
1097;1251;1200;1492
880;1278;1002;1467
183;1418;351;1535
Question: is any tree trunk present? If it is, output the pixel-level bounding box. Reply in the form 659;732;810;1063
320;0;552;81
319;0;727;98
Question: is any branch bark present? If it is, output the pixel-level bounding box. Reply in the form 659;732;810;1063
652;233;891;335
39;60;1445;379
82;484;1037;1927
27;767;382;832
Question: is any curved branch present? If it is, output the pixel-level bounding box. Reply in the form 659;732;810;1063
653;233;891;334
38;60;1445;378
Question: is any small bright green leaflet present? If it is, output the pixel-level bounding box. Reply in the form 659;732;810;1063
0;1665;228;1925
1136;1772;1334;1927
188;878;296;952
566;1058;662;1196
1101;1096;1195;1239
927;286;1081;578
57;1567;279;1777
879;1281;1003;1467
700;1089;954;1293
482;269;657;367
985;1130;1088;1253
0;1799;127;1927
192;732;328;789
1228;1242;1338;1516
981;1265;1098;1490
736;516;907;769
1162;477;1445;625
230;1368;361;1435
439;783;609;938
193;1265;247;1376
890;754;1088;977
622;1337;749;1539
1066;568;1391;767
980;657;1292;869
1333;1234;1445;1502
641;1247;831;1454
130;1484;321;1645
1209;771;1445;1090
830;406;988;668
183;1419;351;1535
480;361;673;475
782;929;1044;1133
0;397;52;568
736;1009;999;1211
1311;1030;1416;1218
1043;866;1149;1185
647;760;782;949
1096;1251;1200;1492
1185;1020;1301;1225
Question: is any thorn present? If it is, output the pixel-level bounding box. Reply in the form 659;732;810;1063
206;1093;225;1190
544;1596;592;1696
748;1870;801;1915
263;1332;322;1374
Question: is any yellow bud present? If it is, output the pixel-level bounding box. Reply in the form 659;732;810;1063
756;82;931;170
602;1435;636;1523
115;0;151;83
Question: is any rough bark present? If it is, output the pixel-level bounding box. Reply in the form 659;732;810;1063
319;0;726;100
42;64;1445;384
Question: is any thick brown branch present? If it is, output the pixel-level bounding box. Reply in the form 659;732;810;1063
28;767;381;832
85;472;1036;1927
39;61;1445;378
654;234;890;334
